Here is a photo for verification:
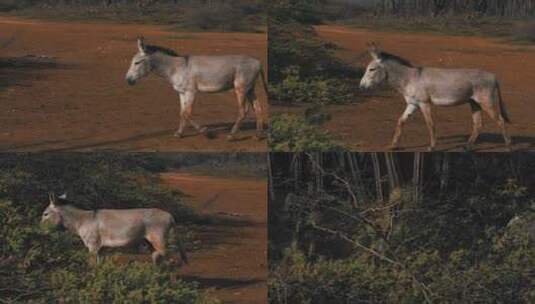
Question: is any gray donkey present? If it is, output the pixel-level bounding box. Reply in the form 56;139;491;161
125;37;267;141
41;192;188;265
360;43;511;151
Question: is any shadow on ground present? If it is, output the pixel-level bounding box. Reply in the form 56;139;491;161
0;55;68;90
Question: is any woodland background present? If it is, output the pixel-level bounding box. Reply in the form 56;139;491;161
268;152;534;303
0;0;266;32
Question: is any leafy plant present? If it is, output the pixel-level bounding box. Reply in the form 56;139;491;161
269;111;342;151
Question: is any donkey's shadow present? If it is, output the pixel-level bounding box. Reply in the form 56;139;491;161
439;133;535;151
398;133;535;151
199;121;260;141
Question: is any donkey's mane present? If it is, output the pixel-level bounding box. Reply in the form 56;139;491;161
379;52;413;67
56;198;79;207
145;44;180;57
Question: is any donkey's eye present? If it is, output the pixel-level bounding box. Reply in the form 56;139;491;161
44;213;48;216
134;60;143;65
369;68;377;72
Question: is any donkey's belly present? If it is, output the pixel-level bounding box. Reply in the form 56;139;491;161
101;238;133;248
197;83;233;93
430;97;467;107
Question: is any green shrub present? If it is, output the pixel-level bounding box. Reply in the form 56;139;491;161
182;3;250;32
268;1;362;105
48;261;205;304
269;112;342;151
514;22;535;42
270;242;535;304
269;66;357;104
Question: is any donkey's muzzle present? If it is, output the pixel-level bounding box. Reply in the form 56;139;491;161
126;78;136;86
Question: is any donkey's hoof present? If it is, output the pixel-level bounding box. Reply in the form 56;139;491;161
389;145;400;151
427;146;435;152
199;127;208;134
463;144;473;152
226;134;236;141
173;131;183;139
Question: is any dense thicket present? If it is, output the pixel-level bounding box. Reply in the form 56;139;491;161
1;0;263;9
268;0;361;105
268;1;362;151
374;0;535;17
0;0;265;32
269;152;535;303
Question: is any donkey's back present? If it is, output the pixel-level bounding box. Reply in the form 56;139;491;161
419;67;499;106
187;55;262;92
96;208;173;232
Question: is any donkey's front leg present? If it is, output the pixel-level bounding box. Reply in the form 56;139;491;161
419;103;436;151
391;104;418;150
227;87;249;141
87;245;102;265
175;92;206;138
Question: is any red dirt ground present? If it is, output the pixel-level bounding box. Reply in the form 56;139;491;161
274;25;535;152
0;17;267;152
160;172;267;304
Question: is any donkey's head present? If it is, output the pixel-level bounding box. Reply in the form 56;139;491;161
41;192;65;228
359;43;388;90
125;37;152;86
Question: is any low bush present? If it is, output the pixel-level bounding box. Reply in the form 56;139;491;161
181;3;253;32
514;22;535;42
270;239;534;304
269;1;362;106
269;111;342;151
269;66;357;105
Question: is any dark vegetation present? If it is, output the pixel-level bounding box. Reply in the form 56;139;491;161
269;108;342;151
268;152;535;303
322;0;535;42
0;0;266;32
0;153;264;303
157;152;267;178
268;1;363;151
268;0;361;105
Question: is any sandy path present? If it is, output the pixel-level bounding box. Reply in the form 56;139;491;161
273;25;535;152
160;172;267;304
0;17;267;152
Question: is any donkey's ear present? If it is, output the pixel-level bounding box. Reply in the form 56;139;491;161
49;192;57;206
137;36;146;54
368;42;381;60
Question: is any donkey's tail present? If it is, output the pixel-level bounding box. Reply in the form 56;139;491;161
171;218;189;265
496;82;511;123
259;65;269;97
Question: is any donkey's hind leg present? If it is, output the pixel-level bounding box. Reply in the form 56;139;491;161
247;89;264;140
478;95;511;149
419;103;436;151
228;86;249;141
146;233;166;265
466;100;483;151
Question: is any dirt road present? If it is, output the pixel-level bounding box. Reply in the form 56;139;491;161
279;25;535;151
0;17;267;152
160;172;267;304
